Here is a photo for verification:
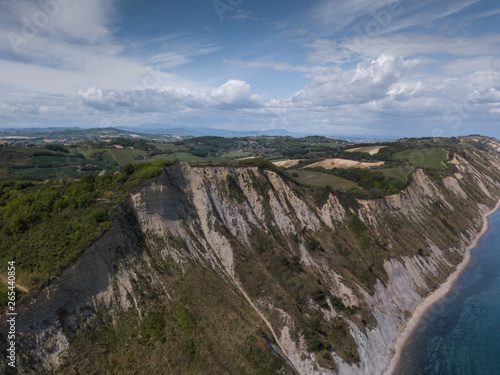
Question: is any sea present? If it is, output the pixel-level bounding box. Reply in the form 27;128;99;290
394;209;500;375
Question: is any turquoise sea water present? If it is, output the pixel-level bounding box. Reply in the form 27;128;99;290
394;209;500;375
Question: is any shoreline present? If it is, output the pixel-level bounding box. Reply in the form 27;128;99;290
384;199;500;375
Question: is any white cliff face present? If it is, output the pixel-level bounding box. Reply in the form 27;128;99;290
129;164;500;375
7;157;500;375
443;177;468;199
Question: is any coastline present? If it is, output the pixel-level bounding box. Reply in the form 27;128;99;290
384;198;500;375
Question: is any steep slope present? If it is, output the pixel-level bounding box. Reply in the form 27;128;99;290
2;142;500;374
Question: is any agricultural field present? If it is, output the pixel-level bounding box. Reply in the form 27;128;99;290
393;148;448;169
291;170;359;189
303;158;385;170
0;127;182;146
345;146;387;155
152;152;224;163
9;166;89;179
272;159;302;168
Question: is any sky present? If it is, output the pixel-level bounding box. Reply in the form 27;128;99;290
0;0;499;138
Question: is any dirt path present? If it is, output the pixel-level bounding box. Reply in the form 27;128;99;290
0;273;29;293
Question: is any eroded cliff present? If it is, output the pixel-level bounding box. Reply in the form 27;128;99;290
3;144;500;375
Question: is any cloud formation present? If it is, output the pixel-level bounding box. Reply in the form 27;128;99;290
0;0;499;137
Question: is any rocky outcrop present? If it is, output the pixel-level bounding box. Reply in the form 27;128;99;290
3;148;500;374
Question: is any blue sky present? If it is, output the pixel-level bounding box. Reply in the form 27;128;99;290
0;0;499;138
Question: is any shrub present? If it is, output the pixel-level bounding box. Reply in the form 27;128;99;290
45;144;69;153
307;237;323;252
348;214;367;236
226;174;245;203
143;312;166;342
90;209;108;223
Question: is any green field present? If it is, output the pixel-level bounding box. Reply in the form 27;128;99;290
292;170;359;189
222;150;253;159
149;142;177;151
9;166;87;179
377;166;414;181
32;155;107;167
151;152;224;163
393;148;448;169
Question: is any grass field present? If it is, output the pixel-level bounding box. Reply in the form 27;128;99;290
292;170;359;189
103;148;146;165
32;155;108;168
222;150;253;159
377;166;414;181
393;148;448;169
9;166;86;179
151;152;224;163
149;142;177;151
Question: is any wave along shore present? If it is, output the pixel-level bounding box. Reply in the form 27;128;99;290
384;199;500;375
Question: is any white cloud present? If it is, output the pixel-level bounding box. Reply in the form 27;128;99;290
311;0;398;34
76;79;262;114
0;0;499;137
0;2;220;97
207;79;254;106
281;28;308;37
381;0;480;34
305;34;500;66
0;0;113;48
223;59;319;73
344;34;500;59
0;0;144;95
230;9;258;21
293;55;422;105
148;43;221;70
311;0;481;37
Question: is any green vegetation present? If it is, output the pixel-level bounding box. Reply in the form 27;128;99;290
292;170;359;189
393;148;448;169
0;160;172;292
55;264;292;375
327;167;410;194
143;311;167;342
165;152;223;163
0;127;181;147
226;174;246;203
348;214;367;236
3;132;499;374
0;282;8;306
377;166;414;180
236;225;364;367
176;135;346;160
108;137;158;151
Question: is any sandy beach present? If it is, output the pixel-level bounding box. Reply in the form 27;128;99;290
384;198;500;375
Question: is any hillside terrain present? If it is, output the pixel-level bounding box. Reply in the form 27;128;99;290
1;135;500;374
